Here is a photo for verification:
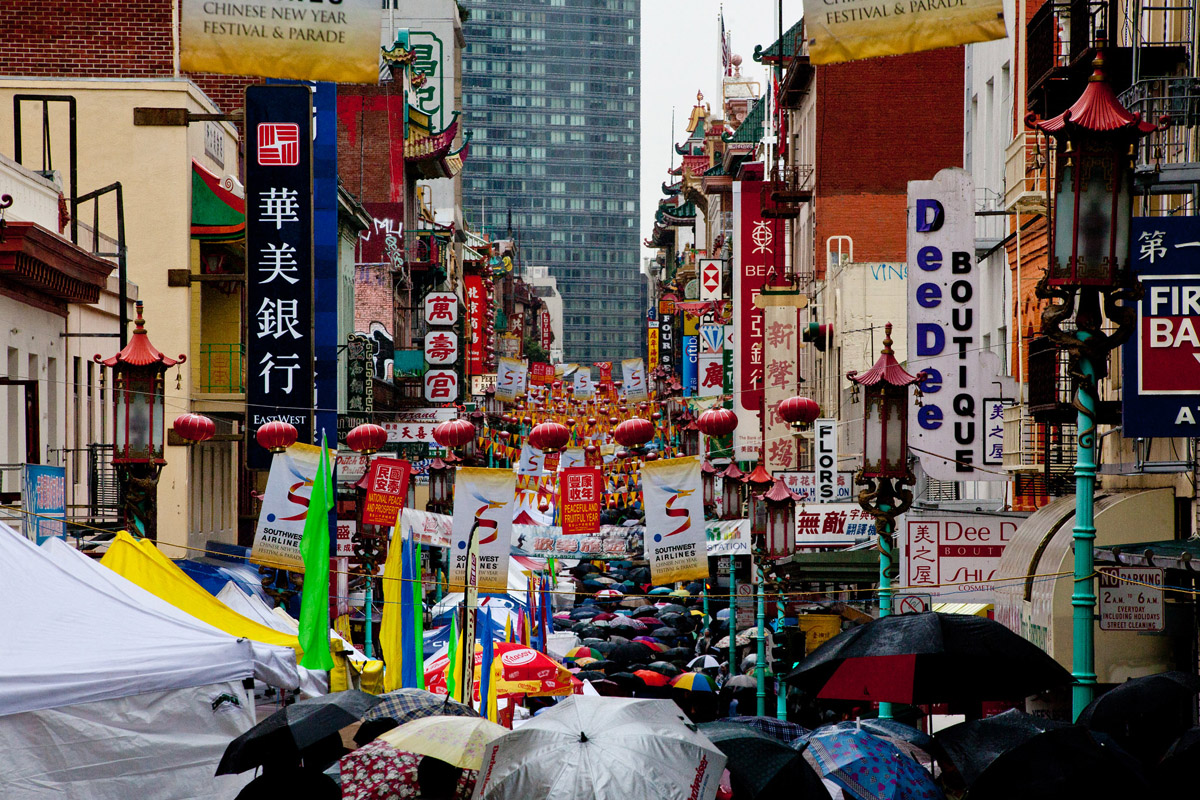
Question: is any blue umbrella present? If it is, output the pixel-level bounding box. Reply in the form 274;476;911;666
796;726;944;800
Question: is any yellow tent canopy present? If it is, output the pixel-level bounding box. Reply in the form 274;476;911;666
101;532;302;656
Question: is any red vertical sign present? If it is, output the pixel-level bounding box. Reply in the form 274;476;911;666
465;274;486;374
735;179;778;443
362;457;412;526
560;467;602;535
540;309;553;352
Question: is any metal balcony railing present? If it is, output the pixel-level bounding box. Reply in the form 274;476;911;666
1002;405;1079;491
199;343;244;394
1027;0;1114;92
1120;76;1200;169
976;187;1007;243
1004;132;1052;212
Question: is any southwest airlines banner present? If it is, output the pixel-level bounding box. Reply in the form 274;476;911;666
448;468;515;593
180;0;382;84
641;456;708;584
495;358;526;403
802;0;1004;65
622;358;649;402
251;443;322;570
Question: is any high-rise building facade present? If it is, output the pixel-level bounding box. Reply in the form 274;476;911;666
461;0;643;364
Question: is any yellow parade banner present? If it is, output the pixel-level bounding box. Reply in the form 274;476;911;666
180;0;382;84
641;456;708;584
802;0;1005;65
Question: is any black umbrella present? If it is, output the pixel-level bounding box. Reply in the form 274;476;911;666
570;607;602;619
653;626;681;642
657;612;686;628
588;641;618;655
586;659;616;673
935;709;1070;785
1155;726;1200;795
967;725;1147;800
647;660;683;677
656;603;688;616
640;617;665;629
581;637;606;646
570;563;601;577
553;618;576;631
786;612;1072;705
216;690;381;775
587;678;625;697
699;721;831;800
575;670;608;682
607;672;646;691
631;604;659;618
609;641;656;665
573;624;607;639
1077;671;1200;766
662;647;693;664
685;581;706;595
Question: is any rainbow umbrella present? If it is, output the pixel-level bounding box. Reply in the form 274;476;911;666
566;646;603;662
671;672;718;692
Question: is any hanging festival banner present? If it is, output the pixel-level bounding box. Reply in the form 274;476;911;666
251;443;322;570
448;468;515;593
558;448;586;471
495;357;526;403
399;507;452;547
179;0;381;84
530;362;554;386
517;444;545;477
573;367;595;399
622;357;649;402
595;362;613;383
762;303;800;472
361;457;412;527
560;467;603;536
801;0;1004;66
641;456;708;583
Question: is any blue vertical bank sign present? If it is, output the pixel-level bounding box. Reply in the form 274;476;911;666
906;168;1009;481
22;464;65;543
245;84;315;470
1122;216;1200;437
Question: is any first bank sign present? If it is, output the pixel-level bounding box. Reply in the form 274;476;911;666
1123;216;1200;436
907;168;1008;481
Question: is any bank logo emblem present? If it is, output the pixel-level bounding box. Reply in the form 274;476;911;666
257;123;300;166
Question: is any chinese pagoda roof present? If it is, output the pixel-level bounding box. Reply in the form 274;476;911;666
406;112;469;170
660;201;696;226
679;153;710;177
662;180;681;196
190;160;244;242
846;323;920;388
1031;54;1162;138
95;301;185;369
745;463;774;486
724;97;765;144
754;18;805;65
763;477;801;503
720;462;745;481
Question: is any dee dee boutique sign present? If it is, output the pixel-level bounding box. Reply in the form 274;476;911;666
907;168;1011;481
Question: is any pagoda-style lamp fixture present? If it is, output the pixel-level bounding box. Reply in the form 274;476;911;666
1030;52;1161;721
701;459;718;513
846;322;922;720
427;457;454;513
719;461;745;521
762;478;798;561
95;301;185;542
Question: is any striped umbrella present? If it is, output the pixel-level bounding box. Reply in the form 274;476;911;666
566;646;603;662
671;672;718;692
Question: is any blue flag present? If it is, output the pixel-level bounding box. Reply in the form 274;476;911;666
478;606;494;716
399;529;417;688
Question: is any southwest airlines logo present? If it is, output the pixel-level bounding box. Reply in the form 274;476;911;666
468;492;506;546
653;486;694;543
257;123;300;166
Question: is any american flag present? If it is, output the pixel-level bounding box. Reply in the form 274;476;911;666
720;11;732;76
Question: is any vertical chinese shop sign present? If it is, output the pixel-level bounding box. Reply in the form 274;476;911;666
732;179;777;459
246;84;314;471
465;274;486;375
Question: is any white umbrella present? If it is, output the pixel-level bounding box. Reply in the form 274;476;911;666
474;696;727;800
689;655;720;670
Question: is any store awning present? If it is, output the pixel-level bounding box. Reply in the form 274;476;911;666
933;602;992;617
1096;539;1200;571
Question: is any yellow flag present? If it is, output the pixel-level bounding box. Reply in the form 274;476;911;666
380;515;405;692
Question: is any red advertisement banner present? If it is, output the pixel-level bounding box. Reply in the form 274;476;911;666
362;457;412;527
465;274;486;374
560;467;602;535
531;362;555;386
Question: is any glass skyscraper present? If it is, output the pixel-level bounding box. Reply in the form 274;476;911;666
461;0;643;364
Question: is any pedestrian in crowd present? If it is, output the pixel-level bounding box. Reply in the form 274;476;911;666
416;755;464;800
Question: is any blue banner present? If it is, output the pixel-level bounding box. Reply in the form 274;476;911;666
682;335;698;396
22;464;65;543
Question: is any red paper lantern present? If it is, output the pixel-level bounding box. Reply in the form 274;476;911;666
173;413;215;444
529;421;570;452
346;423;388;455
608;416;619;425
587;417;598;426
433;418;476;449
644;451;659;461
256;420;298;453
697;408;738;438
778;396;821;426
613;417;654;448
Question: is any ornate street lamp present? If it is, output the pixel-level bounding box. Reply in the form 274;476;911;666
846;322;922;717
719;462;745;521
95;302;184;542
701;459;718;512
1029;52;1160;719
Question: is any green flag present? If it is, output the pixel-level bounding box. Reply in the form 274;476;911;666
446;612;459;700
298;433;335;670
412;541;425;689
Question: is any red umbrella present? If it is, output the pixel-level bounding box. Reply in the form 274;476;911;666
633;669;671;687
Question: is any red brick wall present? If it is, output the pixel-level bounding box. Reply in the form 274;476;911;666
336;85;408;205
814;48;965;272
0;1;253;114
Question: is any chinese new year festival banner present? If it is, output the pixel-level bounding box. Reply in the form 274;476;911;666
640;456;708;584
449;468;515;593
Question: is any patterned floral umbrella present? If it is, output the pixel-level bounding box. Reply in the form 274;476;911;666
339;740;478;800
798;727;943;800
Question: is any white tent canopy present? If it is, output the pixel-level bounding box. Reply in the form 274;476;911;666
0;522;262;717
39;536;301;692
